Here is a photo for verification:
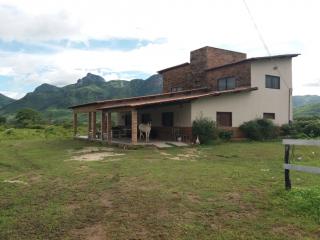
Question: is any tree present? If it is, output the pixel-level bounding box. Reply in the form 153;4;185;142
15;108;41;127
0;116;6;125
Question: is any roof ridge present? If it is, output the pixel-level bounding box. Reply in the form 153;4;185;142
206;54;299;72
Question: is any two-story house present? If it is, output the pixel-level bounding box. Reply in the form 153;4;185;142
70;46;298;144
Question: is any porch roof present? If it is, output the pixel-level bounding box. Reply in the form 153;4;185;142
96;86;258;111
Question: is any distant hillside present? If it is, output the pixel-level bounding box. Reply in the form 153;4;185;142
0;93;15;108
293;95;320;107
293;95;320;118
0;73;163;120
294;103;320;118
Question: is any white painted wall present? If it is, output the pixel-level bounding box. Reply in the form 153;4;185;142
191;58;293;126
138;103;192;127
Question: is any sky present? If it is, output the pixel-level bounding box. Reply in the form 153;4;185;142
0;0;319;99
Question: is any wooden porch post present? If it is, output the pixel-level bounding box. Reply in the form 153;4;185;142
88;112;92;138
73;112;78;137
92;112;96;139
131;109;138;144
101;111;106;140
107;112;112;144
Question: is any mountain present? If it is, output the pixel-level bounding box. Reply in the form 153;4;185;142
0;93;15;108
294;103;320;118
1;73;163;120
293;95;320;108
293;95;320;118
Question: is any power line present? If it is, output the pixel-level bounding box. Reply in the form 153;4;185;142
242;0;271;56
242;0;293;122
242;0;291;90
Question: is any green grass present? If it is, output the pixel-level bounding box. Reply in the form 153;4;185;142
0;131;320;239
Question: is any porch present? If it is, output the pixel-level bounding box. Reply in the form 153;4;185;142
72;102;193;145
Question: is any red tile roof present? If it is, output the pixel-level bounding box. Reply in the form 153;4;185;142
95;87;258;111
158;62;190;74
69;87;208;109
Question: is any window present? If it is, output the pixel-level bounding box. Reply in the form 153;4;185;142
217;112;232;127
171;87;183;92
141;113;151;123
162;112;174;127
265;75;280;89
218;77;236;91
263;113;275;120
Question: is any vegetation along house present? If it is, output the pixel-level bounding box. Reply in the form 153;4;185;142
70;46;299;144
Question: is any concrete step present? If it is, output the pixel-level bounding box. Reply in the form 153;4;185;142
165;141;189;147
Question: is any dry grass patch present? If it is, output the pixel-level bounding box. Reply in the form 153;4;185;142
69;152;124;162
67;146;125;162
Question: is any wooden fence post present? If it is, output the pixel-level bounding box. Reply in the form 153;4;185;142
284;144;291;190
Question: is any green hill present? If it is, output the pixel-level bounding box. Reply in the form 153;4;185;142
0;73;162;120
293;95;320;107
294;102;320;118
0;93;15;108
293;95;320;118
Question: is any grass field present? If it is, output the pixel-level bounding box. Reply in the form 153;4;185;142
0;129;320;239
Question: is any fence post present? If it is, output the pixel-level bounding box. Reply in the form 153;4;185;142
284;144;291;190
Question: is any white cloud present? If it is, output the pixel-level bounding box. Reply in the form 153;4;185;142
304;79;320;88
0;5;80;41
0;90;25;99
0;0;319;95
0;67;13;75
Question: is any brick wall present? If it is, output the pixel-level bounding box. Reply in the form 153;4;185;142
205;62;251;91
190;47;208;88
161;46;249;93
205;47;246;69
162;64;192;93
190;47;247;89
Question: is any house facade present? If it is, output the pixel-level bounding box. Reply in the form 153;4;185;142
70;46;298;144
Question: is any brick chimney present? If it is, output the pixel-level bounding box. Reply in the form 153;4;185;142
190;46;246;88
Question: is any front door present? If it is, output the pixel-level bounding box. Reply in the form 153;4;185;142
124;113;131;127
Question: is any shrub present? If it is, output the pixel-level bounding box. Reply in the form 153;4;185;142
192;117;218;144
0;116;6;125
303;120;320;137
15;109;42;128
218;129;233;141
44;126;55;139
27;124;45;129
240;118;278;140
281;119;320;138
280;123;297;137
62;121;72;129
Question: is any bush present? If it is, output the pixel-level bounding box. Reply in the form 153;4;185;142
218;129;233;141
280;123;297;137
240;118;278;140
62;121;72;129
15;108;42;128
303;121;320;137
192;117;218;144
27;124;45;129
44;126;55;139
281;119;320;138
0;116;6;125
